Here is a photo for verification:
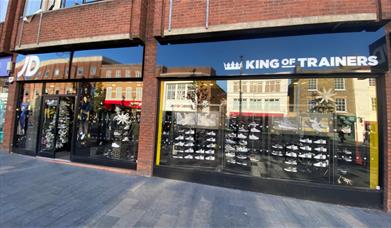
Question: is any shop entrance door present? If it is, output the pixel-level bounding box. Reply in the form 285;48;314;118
38;95;75;159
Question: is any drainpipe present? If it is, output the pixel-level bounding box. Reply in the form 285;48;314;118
17;17;24;48
129;0;134;40
205;0;209;29
168;0;173;32
36;11;43;45
376;0;382;22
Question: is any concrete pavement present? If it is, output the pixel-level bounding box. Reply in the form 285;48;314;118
0;152;390;227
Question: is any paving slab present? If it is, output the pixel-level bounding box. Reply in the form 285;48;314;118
0;152;390;228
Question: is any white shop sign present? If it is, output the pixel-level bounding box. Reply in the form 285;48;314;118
223;56;379;71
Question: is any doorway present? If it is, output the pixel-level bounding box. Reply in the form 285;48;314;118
38;95;76;160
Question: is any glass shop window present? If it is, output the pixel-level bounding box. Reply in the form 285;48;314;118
74;81;143;163
72;47;143;79
0;79;8;143
0;0;9;22
16;52;71;81
157;77;380;190
14;83;43;153
24;0;104;15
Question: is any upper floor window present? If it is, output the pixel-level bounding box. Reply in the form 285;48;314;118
265;80;280;93
335;98;347;112
308;79;317;91
369;78;376;86
105;70;111;78
135;71;142;78
0;0;9;22
116;70;121;78
125;70;131;78
24;0;104;16
90;66;97;76
77;67;84;76
233;81;239;93
335;78;345;90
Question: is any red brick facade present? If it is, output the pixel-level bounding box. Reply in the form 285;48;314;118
0;0;390;211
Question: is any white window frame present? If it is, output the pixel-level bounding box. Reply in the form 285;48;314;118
116;87;122;99
106;70;112;78
308;79;317;91
369;78;376;86
115;70;121;78
135;71;142;78
335;97;347;113
106;87;112;100
136;87;142;100
335;78;345;91
125;70;131;78
166;84;176;100
126;87;132;100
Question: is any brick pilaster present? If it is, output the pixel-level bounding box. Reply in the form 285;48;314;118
137;0;158;176
383;22;391;212
0;54;18;152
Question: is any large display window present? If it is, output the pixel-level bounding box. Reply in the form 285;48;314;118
74;81;142;163
157;77;380;189
14;46;143;166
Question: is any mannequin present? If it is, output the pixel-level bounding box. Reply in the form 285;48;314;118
79;96;90;140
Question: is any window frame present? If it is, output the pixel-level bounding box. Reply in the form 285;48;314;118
335;97;347;113
335;78;346;91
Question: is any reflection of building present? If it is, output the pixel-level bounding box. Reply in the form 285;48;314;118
16;56;143;80
160;67;226;112
289;78;356;115
226;79;289;117
289;77;377;142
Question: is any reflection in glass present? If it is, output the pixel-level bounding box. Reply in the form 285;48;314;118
158;77;379;189
14;83;43;153
74;82;142;162
0;79;8;143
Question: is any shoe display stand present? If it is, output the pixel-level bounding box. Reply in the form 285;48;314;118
161;112;219;167
223;117;262;172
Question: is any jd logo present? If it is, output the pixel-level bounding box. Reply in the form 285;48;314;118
17;55;40;78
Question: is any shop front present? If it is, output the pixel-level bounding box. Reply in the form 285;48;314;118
0;56;11;143
154;29;389;208
13;47;144;168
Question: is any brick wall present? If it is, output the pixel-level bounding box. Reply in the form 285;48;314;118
153;0;382;36
137;0;158;176
16;0;145;49
381;0;391;19
384;24;391;212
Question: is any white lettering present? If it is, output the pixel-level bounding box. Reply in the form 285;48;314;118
297;58;307;67
17;55;40;78
246;60;255;69
368;56;379;66
335;56;347;66
318;57;330;67
356;56;367;66
346;56;357;66
307;58;318;67
270;59;279;69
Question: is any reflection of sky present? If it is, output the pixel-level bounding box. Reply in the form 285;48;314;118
16;47;144;64
158;28;385;75
157;29;385;92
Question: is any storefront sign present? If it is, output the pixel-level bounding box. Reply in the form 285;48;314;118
224;56;379;71
17;55;40;78
0;56;12;77
370;36;388;72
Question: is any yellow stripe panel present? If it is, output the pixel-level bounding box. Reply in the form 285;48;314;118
155;81;164;166
369;122;379;189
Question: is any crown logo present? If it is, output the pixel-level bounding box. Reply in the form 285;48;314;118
224;61;242;70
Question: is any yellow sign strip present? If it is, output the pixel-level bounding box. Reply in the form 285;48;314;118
369;122;379;189
155;81;164;166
